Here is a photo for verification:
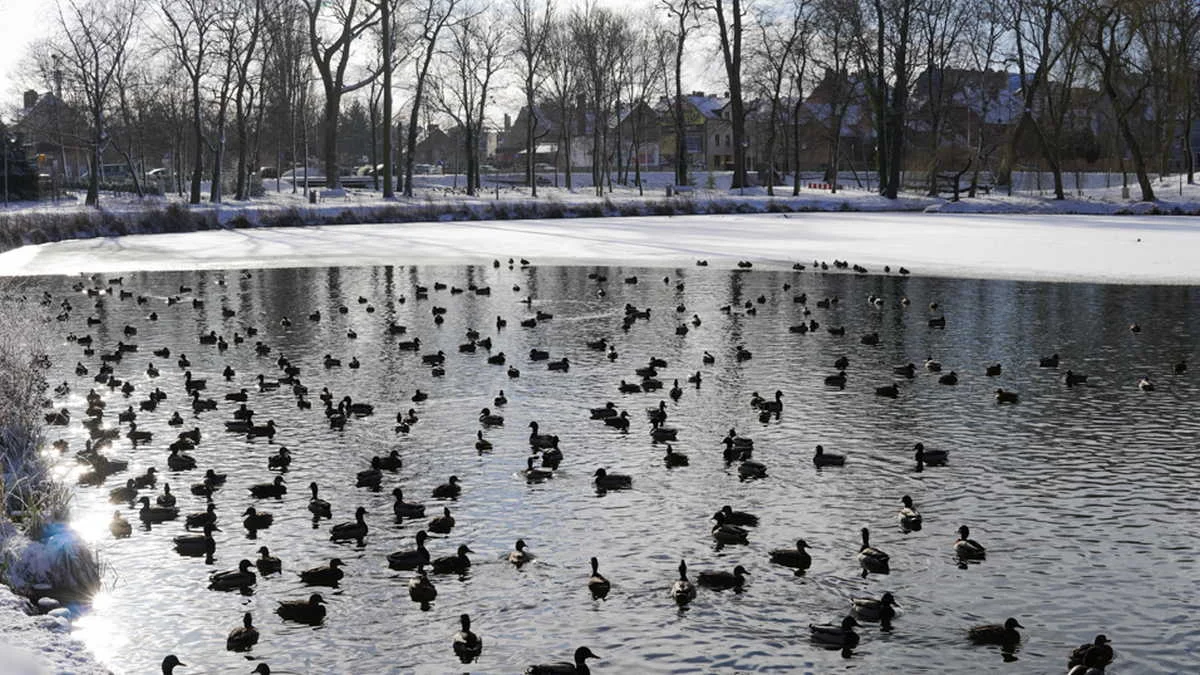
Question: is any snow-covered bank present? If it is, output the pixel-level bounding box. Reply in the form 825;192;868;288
0;585;109;675
4;211;1200;285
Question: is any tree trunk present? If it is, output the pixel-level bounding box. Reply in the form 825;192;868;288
190;78;203;204
526;82;537;196
382;0;394;198
323;95;340;188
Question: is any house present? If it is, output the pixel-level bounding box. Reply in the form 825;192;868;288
11;89;91;181
656;92;733;172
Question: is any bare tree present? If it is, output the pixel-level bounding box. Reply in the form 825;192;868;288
961;0;1004;196
659;0;699;187
509;0;554;195
752;0;811;196
402;0;462;197
914;0;971;195
226;0;267;201
159;0;219;204
706;0;749;189
301;0;381;189
570;4;625;196
543;18;577;189
54;0;139;207
812;0;857;192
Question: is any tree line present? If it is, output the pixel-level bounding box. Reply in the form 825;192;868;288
21;0;1200;207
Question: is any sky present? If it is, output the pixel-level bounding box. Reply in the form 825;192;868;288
0;0;48;108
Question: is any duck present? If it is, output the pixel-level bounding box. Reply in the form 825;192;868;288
697;564;749;591
1040;353;1060;368
757;390;783;413
593;468;632;490
431;544;474;574
663;444;689;467
387;531;431;570
355;458;384;489
167;448;197;471
109;510;132;538
523;455;554;481
479;407;504;426
432;475;462;499
590;398;619;415
209;558;256;591
671;559;697;604
769;539;811;570
617;379;642;394
893;362;916;378
161;655;185;675
968;617;1024;645
109;478;138;504
954;525;987;559
824;371;848;387
242;506;273;531
183;501;218;531
737;459;768;480
938;371;959;385
126;422;153;444
924;356;942;372
428;506;456;534
1174;359;1187;374
375;450;403;471
587;557;610;599
246;419;277;439
225;612;259;652
453;613;484;664
173;523;219;557
494;390;508;406
711;511;750;545
506;538;530;564
669;380;683;400
1068;634;1114;672
255;546;282;575
408;566;437;607
276;593;326;624
138;496;179;524
898;495;923;531
986;363;1002;376
603;410;631;431
392;487;426;518
813;444;845;466
995;388;1020;403
528;421;559;449
852;592;898;623
248;475;286;499
858;528;890;574
526;646;599;675
649;421;678;442
299;558;345;586
1138;376;1155;391
809;616;861;649
875;382;900;398
715;504;758;527
330;506;368;542
1065;370;1088;386
913;442;948;466
267;447;292;471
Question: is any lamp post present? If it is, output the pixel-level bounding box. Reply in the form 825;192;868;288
4;134;10;206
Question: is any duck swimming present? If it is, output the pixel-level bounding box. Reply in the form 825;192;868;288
593;468;632;490
174;523;219;557
408;566;437;607
428;506;456;534
813;445;845;466
810;615;860;649
308;482;332;519
453;613;483;664
330;506;368;542
671;559;697;604
528;421;559;449
255;546;282;575
858;527;890;574
110;510;132;538
248;475;286;499
852;592;898;623
387;531;431;570
432;544;474;574
526;646;599;675
138;496;179;524
913;442;948;466
242;506;273;531
968;617;1023;645
663;444;689;467
276;593;326;624
954;525;987;559
225;612;259;652
587;557;610;599
1068;634;1114;672
898;495;923;532
209;559;256;591
432;475;462;499
299;558;345;586
508;539;533;566
392;487;426;518
769;539;811;570
523;455;554;482
697;564;749;591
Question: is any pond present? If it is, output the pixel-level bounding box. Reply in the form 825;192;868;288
31;261;1200;673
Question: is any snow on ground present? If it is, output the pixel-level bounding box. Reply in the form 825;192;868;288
3;211;1200;285
0;585;109;675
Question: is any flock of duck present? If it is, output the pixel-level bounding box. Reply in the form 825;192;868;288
37;257;1164;673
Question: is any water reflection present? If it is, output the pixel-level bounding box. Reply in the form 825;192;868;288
23;264;1200;673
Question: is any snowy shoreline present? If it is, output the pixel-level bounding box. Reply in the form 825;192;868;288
4;211;1200;285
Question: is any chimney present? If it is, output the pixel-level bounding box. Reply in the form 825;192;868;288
23;89;38;110
503;113;511;132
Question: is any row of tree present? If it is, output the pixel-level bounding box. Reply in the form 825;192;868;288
27;0;1200;207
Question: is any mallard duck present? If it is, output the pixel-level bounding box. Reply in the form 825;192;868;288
526;646;599;675
769;539;811;570
593;468;632;490
995;388;1019;403
1068;634;1114;672
167;448;196;472
110;510;132;538
893;362;916;378
824;371;848;387
138;496;179;524
209;559;256;591
954;525;986;559
715;505;758;527
479;407;505;426
711;511;750;545
968;617;1023;645
810;616;860;649
813;445;845;466
408;566;437;606
330;506;368;542
671;559;697;604
913;442;948;466
307;482;332;519
494;390;508;406
226;612;259;652
432;475;462;500
432;544;474;574
938;371;959;385
697;564;749;591
161;655;185;674
299;558;345;586
649;421;678;442
503;538;533;566
1039;353;1060;368
242;506;273;531
587;557;610;599
1064;370;1088;386
1138;376;1155;391
392;487;425;518
924;357;942;372
174;523;219;557
181;502;217;531
986;363;1002;376
453;613;483;664
387;531;431;570
475;430;493;452
663;444;689;467
669;380;683;401
375;450;403;470
898;495;922;532
738;459;768;480
428;506;455;534
356;458;383;489
276;593;326;624
523;455;553;482
858;528;890;574
110;478;138;504
248;475;286;499
603;410;631;430
875;382;900;398
852;592;898;622
255;546;281;574
528;421;559;449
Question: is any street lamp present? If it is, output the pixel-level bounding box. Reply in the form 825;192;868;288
4;134;10;206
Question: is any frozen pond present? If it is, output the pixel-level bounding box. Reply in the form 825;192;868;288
31;261;1200;673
